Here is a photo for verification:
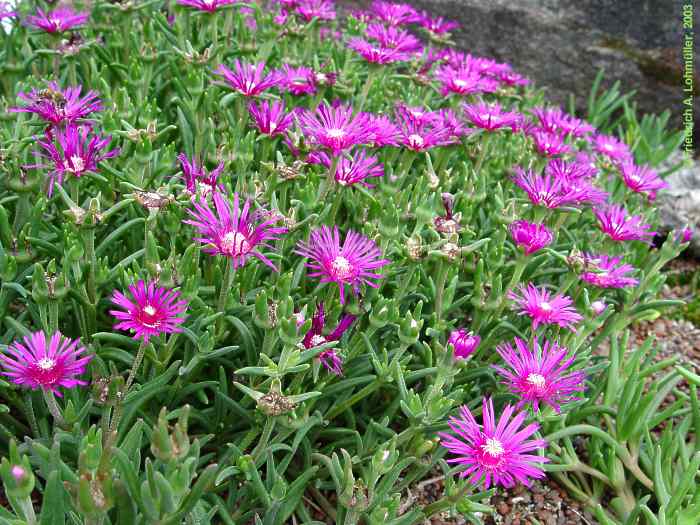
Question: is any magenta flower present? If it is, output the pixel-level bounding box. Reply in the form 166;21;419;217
418;11;458;35
593;205;656;243
591;300;607;315
0;2;16;20
529;129;571;157
494;338;585;413
531;108;594;138
295;0;335;22
448;329;480;359
395;106;453;152
348;38;411;64
498;70;530;87
592;134;632;163
512;167;580;209
278;65;317;95
464;102;521;132
0;331;92;396
302;302;355;376
11;83;102;125
29;125;119;197
365;23;422;54
677;227;693;244
213;61;280;97
177;0;238;12
248;100;295;137
438;397;548;488
185;192;286;271
618;161;668;201
546;158;597;181
508;283;582;331
580;254;638;289
435;65;498;97
545;160;608;205
364;114;400;147
177;153;224;197
370;1;420;26
295;226;390;304
25;7;88;33
509;220;553;255
309;150;384;187
110;281;188;343
297;102;370;155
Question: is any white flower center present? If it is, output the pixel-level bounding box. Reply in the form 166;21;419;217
310;334;326;347
408;134;424;148
481;438;504;457
327;128;346;139
331;255;353;279
603;143;614;152
143;305;157;316
268;122;277;133
539;301;552;312
221;231;251;256
454;79;467;88
67;155;85;173
526;373;546;388
37;358;55;370
245;80;255;92
50;18;62;29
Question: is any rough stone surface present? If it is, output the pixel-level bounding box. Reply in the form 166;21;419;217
658;151;700;256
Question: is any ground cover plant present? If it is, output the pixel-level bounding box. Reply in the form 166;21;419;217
0;0;696;523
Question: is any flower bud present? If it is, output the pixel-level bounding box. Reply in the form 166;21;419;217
591;300;607;316
448;329;480;359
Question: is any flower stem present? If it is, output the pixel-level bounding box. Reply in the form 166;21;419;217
216;261;235;336
125;339;148;392
434;261;449;323
358;67;377;112
473;133;492;175
42;389;65;427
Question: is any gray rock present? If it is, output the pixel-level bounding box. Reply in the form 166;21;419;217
657;152;700;256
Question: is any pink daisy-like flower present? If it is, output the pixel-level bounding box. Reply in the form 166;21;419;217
295;225;390;304
592;134;632;163
448;329;480;359
185;192;286;271
395;106;453;152
438;397;548;488
618;161;668;201
493;338;585;413
464;102;521;132
11;82;102;125
348;38;411;64
177;0;238;12
25;7;88;33
177;153;224;197
677;227;693;244
508;283;582;331
435;65;498;97
308;150;384;187
302;302;355;375
365;114;401;147
297;102;370;155
277;65;317;95
295;0;335;22
545;160;608;206
580;254;638;289
593;205;656;243
213;61;280;97
509;220;553;255
110;281;188;343
248;100;295;137
512;167;580;209
529;129;571;157
365;23;422;54
418;11;458;35
498;70;530;87
531;108;594;139
29;125;119;197
370;1;420;26
545;158;597;181
0;331;92;396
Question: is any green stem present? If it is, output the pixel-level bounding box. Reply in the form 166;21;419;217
252;418;276;461
42;388;64;427
358;67;377;111
216;261;235;337
16;497;37;525
434;261;448;323
473;133;491;175
125;339;148;393
48;300;59;333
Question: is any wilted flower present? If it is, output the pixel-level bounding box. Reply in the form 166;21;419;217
302;302;355;375
464;102;521;132
185;192;287;271
177;153;224;197
508;283;582;331
370;1;420;26
434;193;461;234
593;205;656;243
214;60;280;97
110;281;188;343
25;7;89;33
592;134;632;163
509;220;553;255
579;254;638;289
295;0;335;22
249;100;295;137
494;338;585;412
618;161;668;201
297;102;370;155
30;125;119;197
448;329;480;359
295;225;390;304
0;331;92;396
11;82;102;125
438;397;548;488
177;0;238;12
309;150;384;187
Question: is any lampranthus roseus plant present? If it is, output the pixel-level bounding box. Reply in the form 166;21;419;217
0;1;694;524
